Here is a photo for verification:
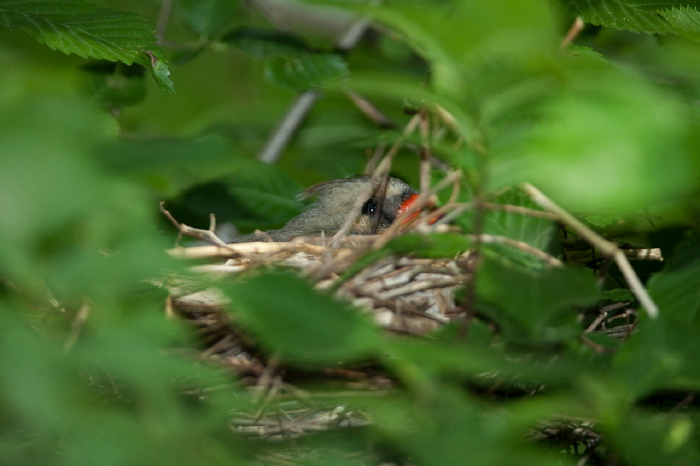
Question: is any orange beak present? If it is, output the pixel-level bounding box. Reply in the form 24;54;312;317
398;194;440;225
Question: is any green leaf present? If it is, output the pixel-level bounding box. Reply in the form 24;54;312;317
584;213;623;228
482;189;557;265
103;135;237;196
225;163;304;224
263;54;349;91
222;271;381;365
661;6;700;41
559;0;700;37
647;233;700;321
602;288;635;302
177;0;240;38
386;233;470;258
560;0;673;35
0;0;174;93
613;234;700;394
491;67;694;212
222;27;311;59
80;61;147;110
477;259;600;343
146;54;175;94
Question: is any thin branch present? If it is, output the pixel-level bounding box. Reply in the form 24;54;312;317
167;241;327;260
560;17;585;50
372;170;461;250
159;201;232;249
156;0;173;45
64;300;91;354
481;203;558;220
418;109;432;193
373;113;422;175
256;0;382;164
345;91;396;129
257;91;320;164
330;178;380;247
522;183;658;319
468;234;564;267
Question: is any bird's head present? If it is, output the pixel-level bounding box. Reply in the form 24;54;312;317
281;176;419;237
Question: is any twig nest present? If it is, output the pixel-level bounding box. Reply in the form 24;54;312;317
324;256;467;334
166;236;472;367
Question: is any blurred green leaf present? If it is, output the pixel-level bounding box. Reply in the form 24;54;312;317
491;67;694;212
0;0;174;93
177;0;240;38
606;410;700;466
559;0;700;37
647;232;700;320
662;6;700;41
481;189;558;266
3;0;700;463
584;212;623;228
365;388;568;466
264;54;349;91
386;232;470;258
103;135;238;196
613;234;700;395
224;163;303;223
146;54;175;94
222;27;311;59
602;288;635;302
80;61;147;110
477;259;600;343
222;270;381;365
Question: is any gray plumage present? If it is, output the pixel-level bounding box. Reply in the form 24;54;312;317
231;176;417;243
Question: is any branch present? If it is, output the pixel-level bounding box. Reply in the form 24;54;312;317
159;201;232;249
560;17;584;50
156;0;173;45
468;234;563;267
522;183;658;319
256;0;382;164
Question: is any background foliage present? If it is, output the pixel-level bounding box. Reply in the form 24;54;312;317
1;0;700;464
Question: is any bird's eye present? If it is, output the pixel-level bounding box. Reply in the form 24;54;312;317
362;199;377;215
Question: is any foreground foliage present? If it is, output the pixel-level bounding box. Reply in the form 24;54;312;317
1;0;700;464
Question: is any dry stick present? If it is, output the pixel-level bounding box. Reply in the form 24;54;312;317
373;113;422;176
370;172;392;234
247;0;294;32
371;170;462;250
364;140;387;175
418;110;432;193
159;202;232;249
321;115;422;262
468;234;563;267
256;1;380;164
448;175;461;204
156;0;173;44
64;300;91;354
345;91;396;129
522;183;658;319
481;203;558;220
560;16;585;50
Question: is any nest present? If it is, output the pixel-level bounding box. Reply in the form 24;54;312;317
158;185;650;446
167;232;472;360
160;227;472;440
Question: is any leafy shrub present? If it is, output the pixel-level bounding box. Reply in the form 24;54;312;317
1;1;699;465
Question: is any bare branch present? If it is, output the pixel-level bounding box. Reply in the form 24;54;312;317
156;0;173;45
159;202;233;249
560;17;585;50
256;0;382;164
522;183;658;319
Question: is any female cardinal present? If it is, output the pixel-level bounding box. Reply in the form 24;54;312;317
232;176;421;242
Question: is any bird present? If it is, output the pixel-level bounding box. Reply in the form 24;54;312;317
231;176;421;243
